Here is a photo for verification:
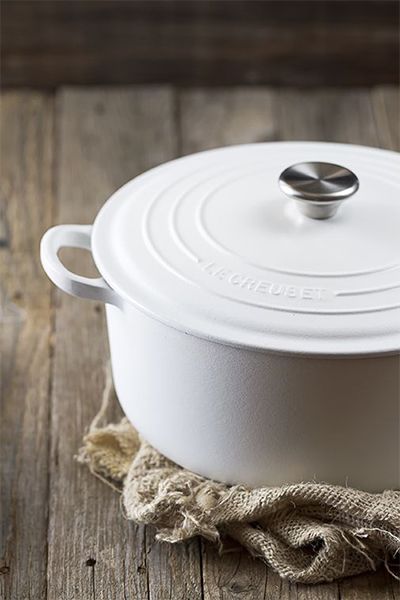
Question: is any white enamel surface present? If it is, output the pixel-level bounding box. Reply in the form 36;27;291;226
106;302;400;491
40;141;400;490
92;142;400;356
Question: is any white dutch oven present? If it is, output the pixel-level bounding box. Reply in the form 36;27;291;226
41;142;400;491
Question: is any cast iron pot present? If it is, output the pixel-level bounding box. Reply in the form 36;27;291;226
41;142;400;491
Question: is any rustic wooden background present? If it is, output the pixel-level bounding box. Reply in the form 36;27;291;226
1;85;399;599
1;0;399;87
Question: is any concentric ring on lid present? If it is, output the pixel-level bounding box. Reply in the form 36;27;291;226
92;142;400;356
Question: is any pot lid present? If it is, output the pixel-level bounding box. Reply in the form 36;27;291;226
92;142;400;356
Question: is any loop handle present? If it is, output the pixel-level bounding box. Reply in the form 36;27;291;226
40;224;121;307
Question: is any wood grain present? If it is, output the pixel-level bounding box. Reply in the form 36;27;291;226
179;87;276;154
372;86;400;151
339;569;398;600
2;1;399;87
146;532;203;600
1;85;398;599
0;92;54;600
274;88;393;147
200;540;269;600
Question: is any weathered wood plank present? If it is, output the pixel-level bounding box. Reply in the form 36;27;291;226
2;85;398;600
392;578;400;600
275;88;380;145
179;87;276;154
200;540;269;600
46;87;202;600
371;86;400;151
0;93;54;600
296;581;340;600
339;568;397;600
145;533;203;600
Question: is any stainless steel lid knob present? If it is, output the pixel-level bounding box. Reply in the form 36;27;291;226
279;162;359;219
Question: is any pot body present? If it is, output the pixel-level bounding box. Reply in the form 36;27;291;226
106;301;399;491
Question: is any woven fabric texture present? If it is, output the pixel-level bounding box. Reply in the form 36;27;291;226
78;411;400;584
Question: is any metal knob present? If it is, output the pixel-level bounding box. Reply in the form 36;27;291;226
279;162;359;219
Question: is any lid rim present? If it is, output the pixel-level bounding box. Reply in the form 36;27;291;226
97;267;400;358
92;142;400;357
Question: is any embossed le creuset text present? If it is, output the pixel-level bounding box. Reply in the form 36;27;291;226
199;260;330;301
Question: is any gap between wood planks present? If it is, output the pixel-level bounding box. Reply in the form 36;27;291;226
1;86;399;600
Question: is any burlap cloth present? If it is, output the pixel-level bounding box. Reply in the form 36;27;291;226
77;372;400;585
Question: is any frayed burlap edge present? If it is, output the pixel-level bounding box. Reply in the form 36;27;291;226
77;367;400;585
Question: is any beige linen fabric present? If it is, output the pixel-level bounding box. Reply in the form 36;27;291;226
78;407;400;584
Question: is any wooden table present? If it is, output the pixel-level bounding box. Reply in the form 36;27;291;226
1;86;399;600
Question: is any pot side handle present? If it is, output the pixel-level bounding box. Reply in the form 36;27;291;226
40;224;121;307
